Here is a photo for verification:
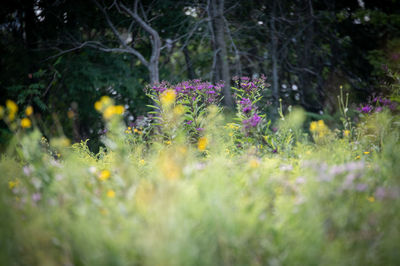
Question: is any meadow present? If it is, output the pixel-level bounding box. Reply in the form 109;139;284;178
1;76;400;266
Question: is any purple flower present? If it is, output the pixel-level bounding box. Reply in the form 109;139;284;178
243;113;261;128
250;114;261;126
196;127;204;131
355;183;368;192
243;106;252;113
186;120;193;125
32;193;41;202
23;165;33;176
359;105;372;113
239;98;251;106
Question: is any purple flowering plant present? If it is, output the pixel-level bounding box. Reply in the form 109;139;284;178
146;79;224;139
231;75;273;150
357;96;397;115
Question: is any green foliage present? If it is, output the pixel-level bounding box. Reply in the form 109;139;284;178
1;82;400;265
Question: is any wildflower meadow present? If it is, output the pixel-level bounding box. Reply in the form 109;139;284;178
1;73;400;266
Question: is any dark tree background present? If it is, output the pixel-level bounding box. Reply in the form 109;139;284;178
1;0;400;149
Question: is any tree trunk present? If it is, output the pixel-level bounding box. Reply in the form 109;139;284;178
270;1;279;114
149;61;159;84
209;0;234;108
183;46;195;80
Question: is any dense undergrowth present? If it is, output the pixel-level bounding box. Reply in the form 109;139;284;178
1;75;400;266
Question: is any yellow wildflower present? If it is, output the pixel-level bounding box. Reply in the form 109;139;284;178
165;140;172;145
134;128;139;133
6;100;18;121
310;121;317;132
100;208;108;215
114;105;124;115
100;96;112;106
103;105;124;119
355;155;361;160
95;96;113;112
173;104;185;115
310;120;330;139
8;180;19;189
364;151;370;155
343;130;350;137
98;170;111;181
249;159;260;168
103;106;116;119
160;157;180;180
20;118;32;128
139;159;145;165
106;189;115;198
94;101;102;111
160;89;176;106
25;106;33;116
367;196;375;203
198;137;208;151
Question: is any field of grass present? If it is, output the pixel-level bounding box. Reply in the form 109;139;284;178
1;79;400;265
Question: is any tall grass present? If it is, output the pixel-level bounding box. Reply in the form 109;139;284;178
1;81;399;265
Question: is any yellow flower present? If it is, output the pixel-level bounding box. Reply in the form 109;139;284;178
20;118;32;128
364;151;370;155
94;101;102;111
173;104;185;115
8;180;19;189
249;159;260;168
103;106;115;119
100;96;112;106
309;121;317;132
100;208;108;215
103;105;124;119
134;128;139;133
98;170;111;181
114;105;124;115
160;89;176;106
160;157;180;180
197;137;208;151
25;106;33;116
106;189;115;198
367;196;375;203
95;96;113;112
310;120;330;139
139;159;145;165
343;130;350;137
355;155;361;160
6;100;18;121
6;100;18;113
165;140;172;145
